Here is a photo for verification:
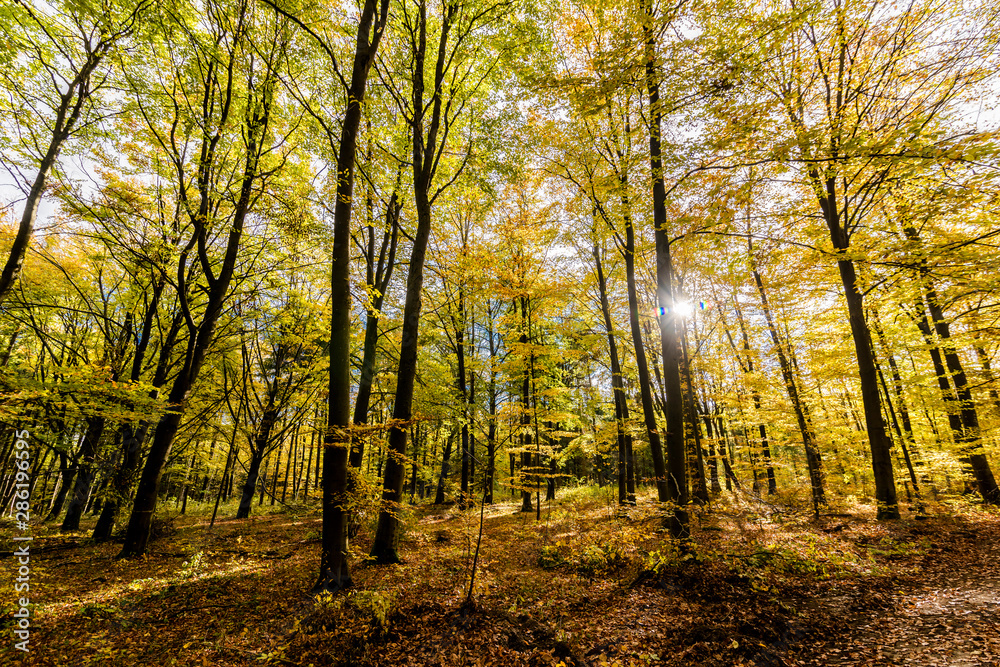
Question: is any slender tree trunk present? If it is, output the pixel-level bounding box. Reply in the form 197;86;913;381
94;286;173;541
619;169;669;502
925;296;998;502
592;240;632;506
681;331;709;504
728;302;776;494
910;285;1000;503
810;174;896;518
369;0;463;564
1;327;21;366
457;288;471;509
302;425;314;502
0;43;110;301
974;343;1000;415
485;341;498;505
876;359;921;500
701;408;722;494
61;415;107;531
434;430;454;505
420;425;430;499
409;424;419;502
269;439;281;506
751;260;826;510
369;178;433;560
236;406;279;519
284;426;296;503
347;182;401;512
872;315;929;486
46;451;75;523
179;453;196;515
314;0;390;592
519;297;535;513
714;412;740;490
469;367;477;498
210;417;239;529
119;47;278;557
642;0;688;537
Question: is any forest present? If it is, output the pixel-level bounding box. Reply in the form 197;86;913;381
1;0;1000;664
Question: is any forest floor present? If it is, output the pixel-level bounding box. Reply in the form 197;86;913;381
2;487;999;666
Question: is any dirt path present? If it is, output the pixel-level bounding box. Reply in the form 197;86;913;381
790;520;1000;667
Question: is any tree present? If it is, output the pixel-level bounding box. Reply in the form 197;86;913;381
118;0;288;557
370;0;512;563
0;0;148;300
641;0;688;537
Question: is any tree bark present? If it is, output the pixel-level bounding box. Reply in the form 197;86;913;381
434;430;454;505
619;172;669;501
807;171;896;518
236;405;279;519
642;0;688;537
592;240;632;506
728;302;776;494
680;330;709;504
60;415;106;531
369;0;461;564
45;451;75;522
751;259;826;510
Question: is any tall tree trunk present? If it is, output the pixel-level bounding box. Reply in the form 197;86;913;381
46;451;75;523
751;258;826;511
877;359;921;498
94;282;174;542
269;437;281;505
908;282;1000;503
469;350;477;499
701;407;722;494
681;331;708;504
619;163;669;503
485;315;499;505
369;170;434;561
0;32;117;300
305;0;389;592
872;315;928;481
973;342;1000;415
434;430;454;505
810;173;896;518
456;287;471;509
283;426;297;504
713;411;740;490
409;424;420;502
642;0;688;537
592;240;632;506
61;415;106;531
727;302;776;494
519;297;535;513
302;425;314;502
369;0;459;563
236;400;281;519
347;182;401;504
179;453;196;514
